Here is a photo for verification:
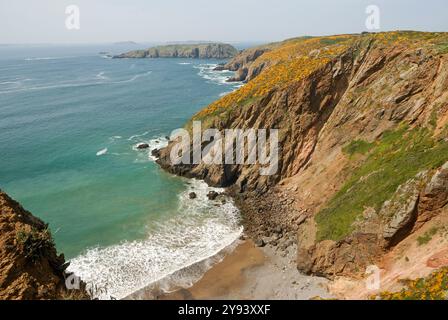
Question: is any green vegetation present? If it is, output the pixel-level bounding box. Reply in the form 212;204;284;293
316;125;448;242
343;139;374;156
436;42;448;55
319;37;350;46
16;227;54;263
417;227;439;246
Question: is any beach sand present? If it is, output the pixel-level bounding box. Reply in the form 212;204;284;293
146;240;333;300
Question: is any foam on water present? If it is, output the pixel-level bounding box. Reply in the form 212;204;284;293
194;64;228;85
96;71;109;80
96;148;108;156
114;71;152;84
193;64;243;97
0;71;152;94
24;56;81;61
67;179;242;300
128;131;150;141
130;136;169;163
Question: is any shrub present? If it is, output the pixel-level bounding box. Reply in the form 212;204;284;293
417;227;439;246
374;267;448;300
16;227;55;263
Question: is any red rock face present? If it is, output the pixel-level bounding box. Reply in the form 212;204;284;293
427;249;448;269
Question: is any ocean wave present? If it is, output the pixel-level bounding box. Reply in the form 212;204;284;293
178;62;191;65
128;131;150;141
131;136;169;163
113;71;152;84
96;148;108;156
0;71;152;94
96;72;109;80
24;56;80;61
0;78;33;89
194;64;242;88
67;179;243;300
0;81;105;94
108;136;123;143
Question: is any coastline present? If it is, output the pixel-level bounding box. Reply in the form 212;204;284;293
129;239;332;300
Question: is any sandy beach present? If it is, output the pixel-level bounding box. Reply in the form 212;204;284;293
132;240;333;300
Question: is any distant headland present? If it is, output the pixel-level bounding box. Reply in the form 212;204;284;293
113;43;238;59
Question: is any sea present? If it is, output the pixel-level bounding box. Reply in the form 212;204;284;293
0;43;245;299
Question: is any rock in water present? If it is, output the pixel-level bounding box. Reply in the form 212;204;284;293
136;143;150;150
151;148;161;158
207;191;219;200
189;192;197;199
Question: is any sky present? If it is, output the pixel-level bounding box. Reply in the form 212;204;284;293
0;0;447;44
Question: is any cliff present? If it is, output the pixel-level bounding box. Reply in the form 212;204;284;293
156;31;448;297
0;191;88;300
114;43;238;59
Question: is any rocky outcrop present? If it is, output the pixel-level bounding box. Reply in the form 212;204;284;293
296;164;448;278
297;234;383;277
419;163;448;215
0;191;88;300
380;178;422;246
217;47;272;82
114;43;238;59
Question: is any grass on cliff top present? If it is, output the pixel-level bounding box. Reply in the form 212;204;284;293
316;125;448;242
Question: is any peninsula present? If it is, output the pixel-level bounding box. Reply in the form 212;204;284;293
113;43;238;59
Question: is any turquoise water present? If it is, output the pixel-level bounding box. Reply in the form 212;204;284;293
0;44;243;298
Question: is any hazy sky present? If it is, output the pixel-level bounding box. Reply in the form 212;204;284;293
0;0;447;44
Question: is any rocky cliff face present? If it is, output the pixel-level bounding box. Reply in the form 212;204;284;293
114;43;238;59
156;32;448;285
0;191;88;300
